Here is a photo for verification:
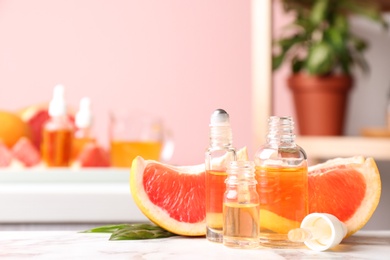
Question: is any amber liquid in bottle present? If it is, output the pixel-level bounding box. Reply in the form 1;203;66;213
205;170;228;232
71;136;96;162
41;117;73;167
110;140;162;168
255;165;308;244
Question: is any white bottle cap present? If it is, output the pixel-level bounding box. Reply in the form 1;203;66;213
49;84;67;117
301;213;347;251
75;97;93;129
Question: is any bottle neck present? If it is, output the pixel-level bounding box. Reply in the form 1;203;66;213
209;125;233;147
226;161;257;186
266;116;295;147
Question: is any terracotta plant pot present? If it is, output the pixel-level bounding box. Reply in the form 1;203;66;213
288;73;353;136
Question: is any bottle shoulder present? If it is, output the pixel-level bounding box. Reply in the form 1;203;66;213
254;144;307;166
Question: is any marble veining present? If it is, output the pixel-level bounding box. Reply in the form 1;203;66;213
0;230;389;259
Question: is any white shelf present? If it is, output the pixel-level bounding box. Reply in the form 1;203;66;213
0;168;129;183
296;136;390;162
0;169;149;223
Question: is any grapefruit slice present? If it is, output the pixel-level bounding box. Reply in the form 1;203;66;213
0;141;13;167
130;147;248;236
308;156;381;237
12;137;41;167
76;143;110;168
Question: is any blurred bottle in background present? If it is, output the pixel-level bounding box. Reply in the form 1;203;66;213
41;85;74;167
71;97;96;162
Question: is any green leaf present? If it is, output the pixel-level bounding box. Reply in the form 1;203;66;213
110;226;177;240
277;34;308;53
306;42;334;75
272;54;285;71
310;0;329;26
272;33;308;71
333;15;348;34
80;223;178;240
80;224;133;233
324;28;344;53
292;57;305;73
349;35;368;52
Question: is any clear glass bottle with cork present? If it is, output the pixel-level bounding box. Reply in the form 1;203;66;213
223;161;259;249
205;109;236;243
254;116;308;247
41;85;74;167
71;97;96;162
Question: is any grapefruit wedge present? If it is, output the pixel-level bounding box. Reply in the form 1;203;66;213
308;156;381;237
130;147;248;236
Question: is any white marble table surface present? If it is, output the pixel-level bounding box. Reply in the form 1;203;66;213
0;230;389;259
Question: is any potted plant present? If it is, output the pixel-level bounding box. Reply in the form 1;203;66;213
272;0;387;135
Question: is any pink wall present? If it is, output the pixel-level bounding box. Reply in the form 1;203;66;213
0;0;252;165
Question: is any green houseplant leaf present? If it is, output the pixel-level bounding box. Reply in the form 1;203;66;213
273;0;388;76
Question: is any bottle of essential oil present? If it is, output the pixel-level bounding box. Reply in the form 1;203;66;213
41;85;74;167
205;109;236;243
223;161;259;249
254;116;308;247
72;97;96;161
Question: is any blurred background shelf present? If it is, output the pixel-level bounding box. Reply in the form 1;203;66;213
296;136;390;163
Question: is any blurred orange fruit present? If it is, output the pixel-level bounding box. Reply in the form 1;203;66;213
0;110;32;148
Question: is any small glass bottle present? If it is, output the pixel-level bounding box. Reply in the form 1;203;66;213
223;161;260;249
205;109;236;243
71;97;96;162
254;116;308;248
41;85;74;167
